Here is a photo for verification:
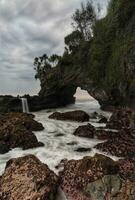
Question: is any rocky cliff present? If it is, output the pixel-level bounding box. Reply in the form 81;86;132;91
37;0;135;110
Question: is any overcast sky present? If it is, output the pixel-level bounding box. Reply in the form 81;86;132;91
0;0;109;95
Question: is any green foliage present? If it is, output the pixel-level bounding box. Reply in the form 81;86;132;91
34;0;135;100
72;0;96;40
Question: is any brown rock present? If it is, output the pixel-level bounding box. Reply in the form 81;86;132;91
95;128;135;157
59;154;135;200
59;154;119;200
0;155;59;200
49;110;90;122
73;124;95;138
106;109;135;130
0;112;44;154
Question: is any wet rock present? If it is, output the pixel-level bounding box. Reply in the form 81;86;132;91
75;147;91;153
118;158;135;180
89;112;99;119
1;112;44;131
67;141;78;146
98;116;108;123
59;154;120;200
49;110;90;122
60;154;135;200
106;109;135;130
0;112;44;154
73;124;95;138
86;175;135;200
55;159;68;170
0;141;9;154
95;128;135;157
55;133;65;137
0;155;59;200
95;129;118;140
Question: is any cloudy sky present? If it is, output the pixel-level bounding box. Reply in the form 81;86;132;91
0;0;109;96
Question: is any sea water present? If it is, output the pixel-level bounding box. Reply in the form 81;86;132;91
0;99;118;199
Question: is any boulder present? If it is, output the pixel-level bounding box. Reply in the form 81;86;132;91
73;124;95;138
0;112;44;131
0;112;44;154
98;116;108;123
106;109;135;130
95;128;135;157
59;154;135;200
49;110;90;122
75;147;91;153
0;155;59;200
95;129;118;140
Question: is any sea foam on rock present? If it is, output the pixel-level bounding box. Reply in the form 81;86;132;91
0;155;59;200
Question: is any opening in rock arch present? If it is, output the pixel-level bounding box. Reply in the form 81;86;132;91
74;87;94;101
74;87;100;110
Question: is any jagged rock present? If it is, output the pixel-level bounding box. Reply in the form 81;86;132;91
106;109;135;130
95;128;135;157
95;129;118;140
73;124;95;138
75;147;91;153
0;112;44;131
0;112;44;154
0;155;59;200
98;116;108;123
49;110;90;122
59;154;135;200
118;158;135;180
67;141;78;146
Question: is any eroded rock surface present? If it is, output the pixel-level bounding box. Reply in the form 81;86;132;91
49;110;90;122
73;124;95;138
59;154;135;200
0;155;59;200
0;112;44;154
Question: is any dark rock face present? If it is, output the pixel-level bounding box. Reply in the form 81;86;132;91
96;128;135;157
73;124;95;138
98;116;108;123
106;109;135;129
59;154;135;200
95;109;135;157
0;155;59;200
75;147;91;153
49;110;90;122
0;112;44;154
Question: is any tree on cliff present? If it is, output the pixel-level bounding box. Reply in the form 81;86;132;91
34;54;51;80
64;1;96;53
72;0;96;41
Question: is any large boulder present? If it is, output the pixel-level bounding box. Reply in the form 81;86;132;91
59;154;135;200
95;128;135;157
49;110;90;122
106;109;135;130
73;124;95;138
0;112;44;131
0;155;59;200
0;112;44;154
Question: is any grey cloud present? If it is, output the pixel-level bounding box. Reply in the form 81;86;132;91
0;0;109;95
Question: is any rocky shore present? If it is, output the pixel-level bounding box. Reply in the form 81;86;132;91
0;108;134;199
0;112;44;154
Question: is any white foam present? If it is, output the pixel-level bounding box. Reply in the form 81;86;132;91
0;99;115;200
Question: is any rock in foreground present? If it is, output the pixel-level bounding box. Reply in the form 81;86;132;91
0;155;59;200
49;110;90;122
60;154;135;200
